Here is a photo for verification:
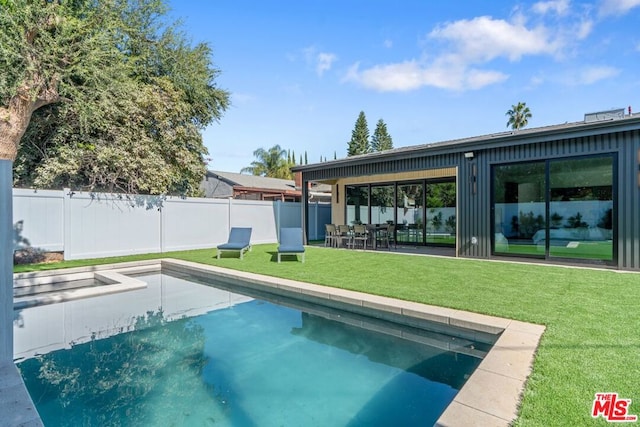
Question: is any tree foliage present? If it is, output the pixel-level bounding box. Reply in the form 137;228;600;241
506;102;532;131
1;0;230;195
371;118;393;152
241;144;293;179
347;111;370;156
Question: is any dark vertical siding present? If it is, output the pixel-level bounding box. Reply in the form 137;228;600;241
477;131;639;270
618;130;640;269
302;128;640;270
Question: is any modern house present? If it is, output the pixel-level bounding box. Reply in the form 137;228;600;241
293;108;640;270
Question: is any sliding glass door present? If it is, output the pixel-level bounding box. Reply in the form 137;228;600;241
346;185;369;225
492;154;615;263
493;162;546;256
370;184;395;225
548;157;613;261
396;182;424;244
426;181;456;245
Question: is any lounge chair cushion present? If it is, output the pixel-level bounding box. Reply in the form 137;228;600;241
277;228;305;262
217;227;252;259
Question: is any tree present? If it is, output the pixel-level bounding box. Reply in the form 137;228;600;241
371;119;393;151
347;111;370;156
506;102;532;130
3;0;230;195
241;145;292;179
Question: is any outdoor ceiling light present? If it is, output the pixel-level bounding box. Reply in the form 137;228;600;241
464;151;474;159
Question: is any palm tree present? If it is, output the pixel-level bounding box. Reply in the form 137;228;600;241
506;102;532;130
241;145;292;179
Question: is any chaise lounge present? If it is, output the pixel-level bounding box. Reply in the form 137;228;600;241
277;227;305;263
217;227;252;259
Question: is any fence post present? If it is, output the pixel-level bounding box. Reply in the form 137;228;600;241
0;160;13;361
63;188;72;260
313;202;318;240
275;200;281;237
159;202;164;253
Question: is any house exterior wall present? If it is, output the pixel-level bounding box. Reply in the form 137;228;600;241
467;128;639;269
299;121;640;270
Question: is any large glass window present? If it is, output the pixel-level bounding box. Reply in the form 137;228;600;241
548;157;613;261
344;179;456;247
346;185;369;225
370;185;395;225
396;183;424;244
426;181;456;245
493;162;546;256
493;155;614;263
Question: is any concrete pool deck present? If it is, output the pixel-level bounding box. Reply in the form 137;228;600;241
6;258;545;426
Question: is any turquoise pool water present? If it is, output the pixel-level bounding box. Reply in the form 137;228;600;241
15;271;488;426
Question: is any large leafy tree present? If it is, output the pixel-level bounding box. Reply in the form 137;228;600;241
347;111;370;156
241;145;293;179
371;118;393;152
506;102;532;131
1;0;230;195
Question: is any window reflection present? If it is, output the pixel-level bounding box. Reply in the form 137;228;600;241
396;183;424;244
370;185;394;225
346;185;369;225
493;155;614;262
493;162;546;256
548;157;613;261
426;182;456;245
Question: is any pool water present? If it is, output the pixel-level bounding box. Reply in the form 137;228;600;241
15;272;487;426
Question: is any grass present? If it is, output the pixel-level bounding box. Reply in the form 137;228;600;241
498;241;613;261
14;245;640;426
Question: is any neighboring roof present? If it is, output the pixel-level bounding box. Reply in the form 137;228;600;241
292;112;640;172
207;171;297;192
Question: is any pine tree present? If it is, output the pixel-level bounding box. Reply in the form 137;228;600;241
371;119;394;152
304;151;308;164
347;111;370;156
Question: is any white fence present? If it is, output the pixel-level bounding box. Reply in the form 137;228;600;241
13;188;330;260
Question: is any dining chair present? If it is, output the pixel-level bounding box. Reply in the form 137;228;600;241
337;225;353;248
352;224;368;249
324;224;338;247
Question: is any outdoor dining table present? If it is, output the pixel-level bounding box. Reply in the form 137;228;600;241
365;224;390;250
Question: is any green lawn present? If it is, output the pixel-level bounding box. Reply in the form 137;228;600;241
498;241;613;261
14;245;640;426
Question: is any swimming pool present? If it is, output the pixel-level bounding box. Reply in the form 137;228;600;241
14;263;496;426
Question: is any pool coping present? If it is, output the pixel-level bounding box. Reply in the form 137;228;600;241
8;258;546;427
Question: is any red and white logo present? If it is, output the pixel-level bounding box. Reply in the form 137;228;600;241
592;393;638;422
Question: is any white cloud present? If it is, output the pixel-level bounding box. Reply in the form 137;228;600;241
575;19;594;39
316;52;337;76
344;16;559;92
599;0;640;16
343;59;508;92
302;46;338;76
532;0;570;15
574;66;620;84
383;39;393;48
428;16;560;62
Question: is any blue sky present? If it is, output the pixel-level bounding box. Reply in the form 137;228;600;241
167;0;640;173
